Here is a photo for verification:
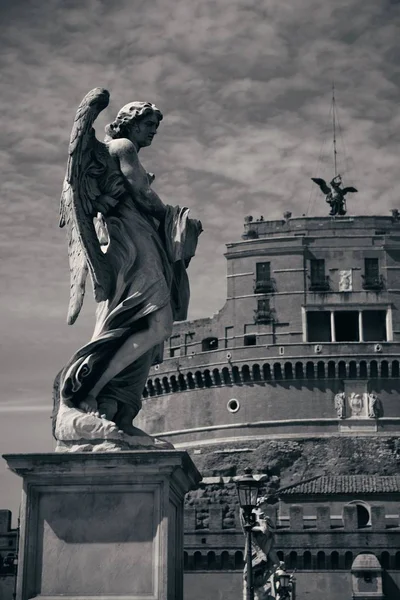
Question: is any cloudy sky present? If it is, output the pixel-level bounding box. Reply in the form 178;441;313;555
0;0;399;518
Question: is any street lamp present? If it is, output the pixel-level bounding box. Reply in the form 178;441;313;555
274;563;294;600
235;467;261;600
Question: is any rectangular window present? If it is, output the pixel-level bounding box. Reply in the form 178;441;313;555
255;262;273;293
363;258;383;290
257;298;270;312
244;334;256;346
363;310;387;342
256;262;271;281
225;326;234;348
334;311;359;342
310;259;329;291
169;335;180;358
184;332;194;355
365;258;379;280
307;312;331;342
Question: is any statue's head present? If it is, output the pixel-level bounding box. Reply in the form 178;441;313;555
105;101;163;149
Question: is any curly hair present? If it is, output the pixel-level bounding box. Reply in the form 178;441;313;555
104;101;163;141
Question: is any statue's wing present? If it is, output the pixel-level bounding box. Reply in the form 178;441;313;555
60;88;113;325
342;186;358;194
311;177;331;195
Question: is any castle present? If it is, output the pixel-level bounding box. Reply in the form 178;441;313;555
137;212;400;600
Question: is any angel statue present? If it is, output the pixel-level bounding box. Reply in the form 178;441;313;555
52;88;202;452
311;174;357;216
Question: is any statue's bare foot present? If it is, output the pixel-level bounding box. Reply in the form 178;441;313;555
78;394;99;417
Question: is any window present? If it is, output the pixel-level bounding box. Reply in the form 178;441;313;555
184;332;195;355
255;262;273;293
363;258;383;290
310;259;329;291
202;337;218;351
307;312;331;342
362;310;387;342
244;334;256;346
169;335;180;357
335;311;359;342
225;326;234;348
255;299;273;324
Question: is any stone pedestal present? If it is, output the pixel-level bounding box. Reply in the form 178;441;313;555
3;451;201;600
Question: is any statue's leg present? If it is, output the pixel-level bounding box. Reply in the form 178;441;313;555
97;398;118;421
89;303;173;401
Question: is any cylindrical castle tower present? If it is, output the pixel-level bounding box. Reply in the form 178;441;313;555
137;213;400;446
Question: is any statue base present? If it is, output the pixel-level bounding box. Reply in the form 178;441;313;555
3;451;201;600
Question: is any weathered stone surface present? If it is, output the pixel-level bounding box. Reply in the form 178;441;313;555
3;450;201;600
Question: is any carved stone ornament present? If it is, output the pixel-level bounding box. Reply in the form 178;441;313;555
349;392;364;417
334;392;346;419
339;270;352;292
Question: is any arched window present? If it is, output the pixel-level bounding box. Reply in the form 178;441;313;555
213;368;222;386
207;551;217;570
356;504;370;528
170;375;179;393
178;373;187;391
242;365;251;383
349;361;357;378
317;551;326;569
187;372;195;390
235;551;244;570
252;364;261;382
331;551;339;570
338;361;346;379
303;551;312;569
221;551;231;570
392;360;400;378
370;360;378;378
202;337;218;351
328;361;336;379
284;362;293;380
222;367;231;385
306;361;315;379
381;360;389;378
195;371;204;388
295;362;304;379
277;551;285;563
154;378;163;395
274;363;283;381
360;361;368;378
204;370;213;388
194;551;203;570
288;551;298;569
345;551;353;569
147;379;155;396
263;363;272;381
232;366;241;384
317;361;325;379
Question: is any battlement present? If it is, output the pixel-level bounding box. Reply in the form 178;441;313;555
184;503;399;533
241;214;400;242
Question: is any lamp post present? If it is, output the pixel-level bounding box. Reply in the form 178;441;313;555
235;467;261;600
274;563;295;600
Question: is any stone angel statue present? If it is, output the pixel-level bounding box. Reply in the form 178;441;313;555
53;88;202;452
311;175;357;216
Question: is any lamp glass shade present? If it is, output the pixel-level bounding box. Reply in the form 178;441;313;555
235;471;260;509
278;573;291;589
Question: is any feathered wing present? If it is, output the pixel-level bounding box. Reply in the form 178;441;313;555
60;88;114;325
342;186;358;194
311;177;331;195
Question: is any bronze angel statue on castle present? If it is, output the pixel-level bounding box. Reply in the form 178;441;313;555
53;88;202;451
311;174;358;216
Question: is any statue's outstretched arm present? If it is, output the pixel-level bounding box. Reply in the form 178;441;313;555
110;139;166;221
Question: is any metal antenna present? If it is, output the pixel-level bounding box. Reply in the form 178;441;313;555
332;81;338;177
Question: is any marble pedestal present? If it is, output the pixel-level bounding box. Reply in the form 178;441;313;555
3;451;201;600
